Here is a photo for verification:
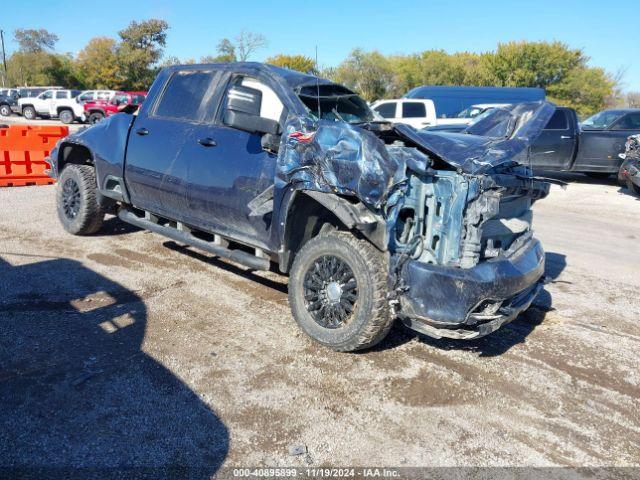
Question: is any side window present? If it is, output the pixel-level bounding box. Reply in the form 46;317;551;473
97;91;110;100
222;76;284;124
55;91;68;99
544;110;568;130
42;91;53;100
374;102;396;119
154;70;217;122
612;113;640;130
402;102;426;118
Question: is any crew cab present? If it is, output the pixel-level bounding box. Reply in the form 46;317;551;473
18;89;86;124
47;62;554;352
529;108;640;177
84;91;147;124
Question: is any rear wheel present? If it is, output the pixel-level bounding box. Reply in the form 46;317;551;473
0;104;11;116
22;106;36;120
89;112;104;124
288;230;393;352
58;109;74;124
56;164;105;235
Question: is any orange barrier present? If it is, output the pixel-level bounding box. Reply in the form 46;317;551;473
0;125;69;187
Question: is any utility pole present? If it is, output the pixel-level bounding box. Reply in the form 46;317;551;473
0;30;7;87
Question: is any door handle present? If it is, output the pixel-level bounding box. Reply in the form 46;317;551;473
560;135;571;139
197;137;217;147
136;127;149;136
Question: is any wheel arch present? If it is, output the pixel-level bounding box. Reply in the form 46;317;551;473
278;190;388;273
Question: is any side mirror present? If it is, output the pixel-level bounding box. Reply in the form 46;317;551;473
223;85;280;135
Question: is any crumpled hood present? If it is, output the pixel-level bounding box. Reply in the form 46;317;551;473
396;101;556;174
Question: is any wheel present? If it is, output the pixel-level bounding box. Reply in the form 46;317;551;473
56;164;105;235
628;179;640;196
0;104;10;116
89;112;105;124
288;230;393;352
585;172;611;180
22;106;36;120
58;109;74;124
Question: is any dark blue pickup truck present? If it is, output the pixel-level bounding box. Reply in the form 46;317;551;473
48;62;554;351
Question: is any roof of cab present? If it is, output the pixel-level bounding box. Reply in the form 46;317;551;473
161;62;330;90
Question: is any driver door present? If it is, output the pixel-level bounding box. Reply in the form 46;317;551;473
184;74;284;249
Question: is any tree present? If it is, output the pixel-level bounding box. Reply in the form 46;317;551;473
235;30;267;61
265;54;316;74
547;67;615;116
116;19;169;89
76;37;120;89
14;28;58;53
333;49;394;101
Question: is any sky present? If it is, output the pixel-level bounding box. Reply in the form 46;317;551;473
4;0;639;92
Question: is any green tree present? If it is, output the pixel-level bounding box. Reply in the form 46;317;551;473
14;28;58;53
116;19;169;90
547;67;615;116
265;54;316;74
333;49;394;101
76;37;120;89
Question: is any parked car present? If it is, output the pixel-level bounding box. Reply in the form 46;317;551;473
84;91;147;124
77;90;118;104
427;106;640;177
370;99;437;129
618;134;640;195
529;107;640;177
47;62;554;351
454;103;511;122
17;89;86;123
0;90;19;116
404;85;545;120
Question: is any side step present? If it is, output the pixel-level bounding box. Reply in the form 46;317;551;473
117;208;271;271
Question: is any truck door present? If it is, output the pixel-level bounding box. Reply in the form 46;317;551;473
530;108;577;170
124;69;221;220
182;74;284;249
35;90;54;114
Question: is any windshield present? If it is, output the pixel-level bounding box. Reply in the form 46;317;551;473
298;84;375;124
581;111;624;130
456;106;485;119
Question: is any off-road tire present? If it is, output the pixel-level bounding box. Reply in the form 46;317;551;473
56;164;105;235
288;230;393;352
22;106;36;120
58;109;74;124
89;112;105;124
0;104;10;116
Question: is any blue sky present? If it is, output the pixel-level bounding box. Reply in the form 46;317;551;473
4;0;639;91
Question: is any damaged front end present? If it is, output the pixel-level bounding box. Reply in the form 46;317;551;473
279;100;555;340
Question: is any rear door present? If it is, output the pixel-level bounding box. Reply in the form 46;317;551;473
530;108;577;170
124;69;221;219
574;112;640;172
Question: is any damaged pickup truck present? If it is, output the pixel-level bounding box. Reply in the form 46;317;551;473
47;63;554;351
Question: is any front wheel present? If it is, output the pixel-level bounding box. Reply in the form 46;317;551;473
56;164;105;235
0;104;11;116
288;230;393;352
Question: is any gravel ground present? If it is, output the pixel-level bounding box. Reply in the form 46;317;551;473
0;175;639;476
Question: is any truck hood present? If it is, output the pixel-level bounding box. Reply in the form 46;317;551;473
395;101;556;174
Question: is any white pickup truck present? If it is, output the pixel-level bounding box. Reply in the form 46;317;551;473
18;89;86;124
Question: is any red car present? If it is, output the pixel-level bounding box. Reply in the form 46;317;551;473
84;91;147;124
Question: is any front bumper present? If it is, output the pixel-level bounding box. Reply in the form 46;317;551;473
398;238;545;339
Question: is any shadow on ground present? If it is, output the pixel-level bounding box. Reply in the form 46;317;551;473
373;251;568;357
0;255;228;479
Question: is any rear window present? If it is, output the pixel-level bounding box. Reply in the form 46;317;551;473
402;102;426;118
374;102;396;118
154;70;217;122
545;110;568;130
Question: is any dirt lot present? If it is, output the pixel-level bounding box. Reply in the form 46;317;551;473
0;174;639;474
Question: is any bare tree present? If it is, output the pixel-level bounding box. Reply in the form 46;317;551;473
235;30;267;62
